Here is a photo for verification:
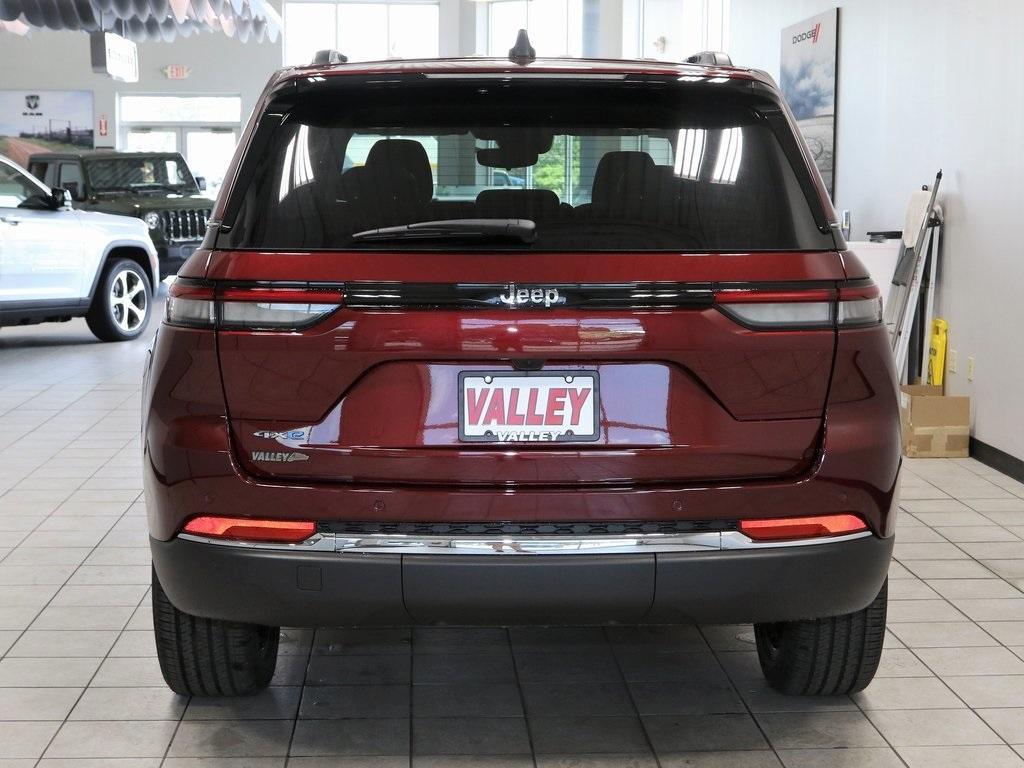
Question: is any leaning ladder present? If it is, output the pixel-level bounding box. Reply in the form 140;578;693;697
883;171;943;381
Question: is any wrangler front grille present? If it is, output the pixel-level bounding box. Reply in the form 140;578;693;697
159;209;211;242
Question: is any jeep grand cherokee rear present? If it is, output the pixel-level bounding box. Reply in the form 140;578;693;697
144;54;899;698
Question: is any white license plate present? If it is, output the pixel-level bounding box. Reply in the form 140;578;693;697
459;371;599;443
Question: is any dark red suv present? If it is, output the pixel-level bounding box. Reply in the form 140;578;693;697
144;49;899;698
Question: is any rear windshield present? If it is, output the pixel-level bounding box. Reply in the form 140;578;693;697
220;76;834;252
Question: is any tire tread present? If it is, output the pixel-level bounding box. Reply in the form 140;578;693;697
151;567;278;696
755;580;887;696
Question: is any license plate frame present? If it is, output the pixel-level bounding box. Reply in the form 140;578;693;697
458;370;600;443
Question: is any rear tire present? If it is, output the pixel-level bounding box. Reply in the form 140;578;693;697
754;580;887;695
152;566;279;696
86;258;151;342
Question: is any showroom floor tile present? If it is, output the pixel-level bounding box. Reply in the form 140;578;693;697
4;304;1024;766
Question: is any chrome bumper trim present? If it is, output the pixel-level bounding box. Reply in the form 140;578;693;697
176;529;874;555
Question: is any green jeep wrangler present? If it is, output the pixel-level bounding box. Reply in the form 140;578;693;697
28;151;215;279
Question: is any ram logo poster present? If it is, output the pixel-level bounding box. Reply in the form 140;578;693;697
0;90;94;168
781;9;838;198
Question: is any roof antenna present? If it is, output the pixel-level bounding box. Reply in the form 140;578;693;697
508;29;536;65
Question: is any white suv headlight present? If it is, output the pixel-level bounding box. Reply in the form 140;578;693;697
144;212;162;230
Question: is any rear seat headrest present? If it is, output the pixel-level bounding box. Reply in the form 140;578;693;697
591;151;656;208
475;189;561;219
364;139;434;203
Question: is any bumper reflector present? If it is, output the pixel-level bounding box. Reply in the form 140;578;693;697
739;514;868;542
182;516;316;543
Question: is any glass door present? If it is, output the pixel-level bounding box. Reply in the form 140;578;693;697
118;95;242;200
122;126;237;200
184;128;237;201
124;128;179;154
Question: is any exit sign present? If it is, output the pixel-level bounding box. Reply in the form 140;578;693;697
162;65;192;80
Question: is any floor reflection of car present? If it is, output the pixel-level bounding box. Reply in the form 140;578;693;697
0;155;158;341
27;151;214;279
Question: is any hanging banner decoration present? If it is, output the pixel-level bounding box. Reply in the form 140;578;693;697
0;90;95;167
0;0;281;42
780;9;839;199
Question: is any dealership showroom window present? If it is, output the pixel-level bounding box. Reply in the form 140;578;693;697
1;0;1024;765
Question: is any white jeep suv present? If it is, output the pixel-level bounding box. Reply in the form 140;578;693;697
0;154;158;341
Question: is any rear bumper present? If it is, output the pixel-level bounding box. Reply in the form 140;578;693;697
150;531;893;627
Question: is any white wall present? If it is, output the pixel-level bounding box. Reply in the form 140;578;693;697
0;25;283;149
731;0;1024;461
0;0;532;146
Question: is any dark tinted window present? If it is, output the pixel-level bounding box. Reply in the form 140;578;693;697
58;163;84;201
222;77;833;252
86;157;197;193
28;161;56;187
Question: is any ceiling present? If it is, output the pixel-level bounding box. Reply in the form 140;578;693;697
0;0;281;41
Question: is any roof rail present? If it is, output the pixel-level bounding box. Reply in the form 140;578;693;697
508;29;536;65
684;51;733;67
311;49;348;66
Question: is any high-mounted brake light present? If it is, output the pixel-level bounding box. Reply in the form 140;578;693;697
182;515;317;543
714;282;882;330
165;280;342;331
739;513;868;542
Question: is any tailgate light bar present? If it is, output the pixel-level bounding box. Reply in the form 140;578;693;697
166;278;882;332
182;515;316;543
739;513;868;542
166;280;342;331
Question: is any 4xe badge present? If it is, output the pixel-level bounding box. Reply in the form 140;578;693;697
498;284;562;308
251;450;309;463
252;427;311;447
253;429;308;441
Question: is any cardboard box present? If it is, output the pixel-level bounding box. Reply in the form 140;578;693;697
899;384;970;458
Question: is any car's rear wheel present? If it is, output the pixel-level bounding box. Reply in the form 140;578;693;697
152;566;279;696
86;258;151;342
754;579;887;695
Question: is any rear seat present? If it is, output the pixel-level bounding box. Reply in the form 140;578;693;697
475;189;564;220
276;140;705;241
344;139;435;229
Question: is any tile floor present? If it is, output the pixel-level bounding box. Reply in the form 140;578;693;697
3;300;1024;767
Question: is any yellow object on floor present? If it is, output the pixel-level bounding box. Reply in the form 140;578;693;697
928;317;948;387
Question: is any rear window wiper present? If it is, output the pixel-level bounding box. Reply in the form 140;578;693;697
350;218;536;245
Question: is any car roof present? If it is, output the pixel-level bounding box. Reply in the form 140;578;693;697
276;55;771;87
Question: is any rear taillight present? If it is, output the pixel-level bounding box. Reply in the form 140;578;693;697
166;279;342;331
182;515;316;543
739;513;868;541
715;282;882;330
165;281;217;329
836;283;883;328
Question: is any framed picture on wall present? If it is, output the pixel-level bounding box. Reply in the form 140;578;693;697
781;8;839;199
0;90;94;168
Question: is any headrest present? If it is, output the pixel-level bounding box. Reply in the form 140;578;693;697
364;139;433;202
591;151;656;207
475;189;561;219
